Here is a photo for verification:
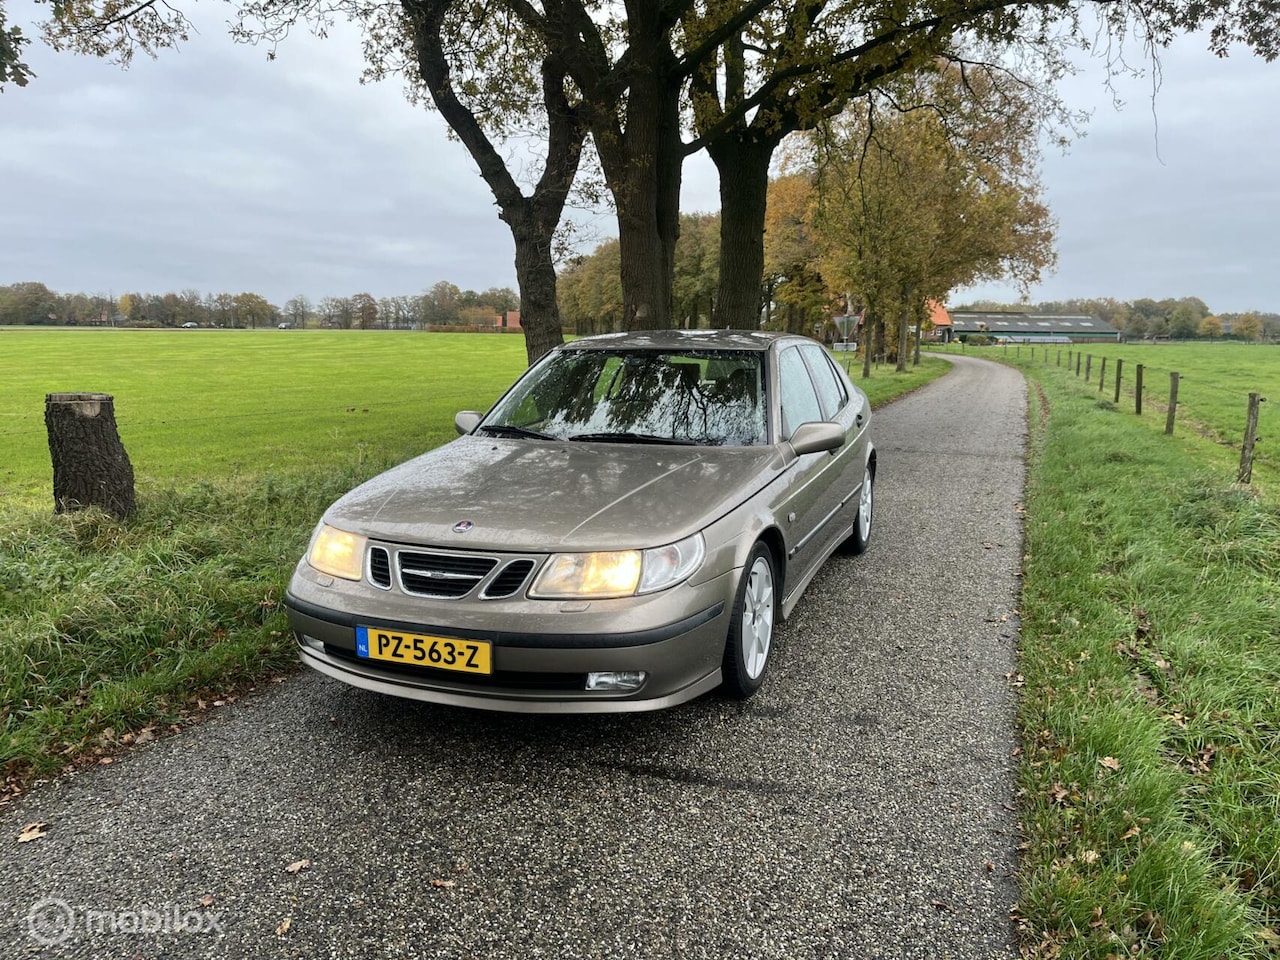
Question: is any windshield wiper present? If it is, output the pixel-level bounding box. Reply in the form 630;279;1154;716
568;431;698;446
477;423;556;441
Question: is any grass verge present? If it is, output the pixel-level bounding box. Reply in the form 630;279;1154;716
0;461;389;801
1015;361;1279;958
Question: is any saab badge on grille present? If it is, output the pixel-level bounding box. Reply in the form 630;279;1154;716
452;520;474;533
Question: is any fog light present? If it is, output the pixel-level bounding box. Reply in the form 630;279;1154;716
585;671;646;692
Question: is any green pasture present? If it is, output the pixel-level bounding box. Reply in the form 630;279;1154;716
932;340;1280;494
0;328;531;504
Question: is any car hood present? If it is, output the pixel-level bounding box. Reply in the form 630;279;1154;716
324;435;784;551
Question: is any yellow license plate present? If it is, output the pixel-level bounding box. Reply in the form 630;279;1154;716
356;626;492;675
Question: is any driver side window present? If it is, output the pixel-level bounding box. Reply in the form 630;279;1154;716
778;347;824;439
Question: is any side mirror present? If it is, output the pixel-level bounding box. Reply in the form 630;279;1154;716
454;411;482;435
788;421;845;456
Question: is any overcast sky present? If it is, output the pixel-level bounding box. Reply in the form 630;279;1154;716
1;5;1276;315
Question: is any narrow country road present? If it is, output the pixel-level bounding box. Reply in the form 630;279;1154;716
1;354;1028;959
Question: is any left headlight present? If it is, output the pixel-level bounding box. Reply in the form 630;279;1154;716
530;533;704;599
306;523;367;581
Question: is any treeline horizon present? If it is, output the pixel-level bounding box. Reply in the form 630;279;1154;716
3;280;1277;341
0;280;520;330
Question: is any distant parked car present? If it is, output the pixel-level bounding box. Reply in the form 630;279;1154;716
285;330;876;713
181;322;199;328
278;322;293;329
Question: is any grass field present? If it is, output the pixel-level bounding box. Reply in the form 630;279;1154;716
0;327;948;797
0;328;532;503
935;340;1280;495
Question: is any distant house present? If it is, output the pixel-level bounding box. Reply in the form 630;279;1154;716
948;310;1120;344
926;301;953;341
500;310;522;329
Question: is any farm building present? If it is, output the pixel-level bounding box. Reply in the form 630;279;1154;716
946;309;1121;344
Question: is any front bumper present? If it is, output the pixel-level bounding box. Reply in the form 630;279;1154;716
284;566;734;713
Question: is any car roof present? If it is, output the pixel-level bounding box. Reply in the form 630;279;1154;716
561;329;796;353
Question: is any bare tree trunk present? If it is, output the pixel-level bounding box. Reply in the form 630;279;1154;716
589;12;682;332
512;231;564;364
861;306;875;379
896;288;913;373
709;137;773;328
45;393;135;519
406;0;583;365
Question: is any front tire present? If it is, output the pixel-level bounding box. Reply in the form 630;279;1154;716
721;542;777;699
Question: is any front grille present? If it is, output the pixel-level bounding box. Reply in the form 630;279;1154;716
398;550;497;598
368;547;392;589
481;559;536;599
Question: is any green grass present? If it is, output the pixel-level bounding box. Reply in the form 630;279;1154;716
1013;360;1280;958
0;328;948;793
0;328;531;503
930;340;1280;495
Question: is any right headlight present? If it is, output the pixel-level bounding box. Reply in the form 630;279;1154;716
306;523;366;581
529;533;705;599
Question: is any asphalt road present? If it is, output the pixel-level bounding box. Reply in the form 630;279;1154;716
1;354;1027;959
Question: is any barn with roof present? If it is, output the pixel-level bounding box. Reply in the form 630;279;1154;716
946;309;1120;344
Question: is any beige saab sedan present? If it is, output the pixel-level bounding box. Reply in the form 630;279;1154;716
285;330;875;713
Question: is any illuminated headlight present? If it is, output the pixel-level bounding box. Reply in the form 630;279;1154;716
306;524;367;581
530;533;705;599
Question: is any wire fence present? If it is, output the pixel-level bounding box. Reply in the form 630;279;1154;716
986;342;1273;486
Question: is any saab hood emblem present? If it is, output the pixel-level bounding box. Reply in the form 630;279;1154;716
452;520;474;533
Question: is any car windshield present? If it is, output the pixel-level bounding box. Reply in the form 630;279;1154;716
482;348;768;446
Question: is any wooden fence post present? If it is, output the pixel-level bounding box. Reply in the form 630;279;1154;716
1238;393;1265;484
1057;350;1062;367
1098;357;1107;392
1075;352;1082;377
1114;359;1123;405
45;392;136;519
1136;364;1144;415
1165;373;1180;435
1085;354;1093;382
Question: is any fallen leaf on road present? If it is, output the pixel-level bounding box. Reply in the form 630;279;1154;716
286;859;311;874
17;822;48;843
199;894;216;907
430;879;456;889
276;917;292;936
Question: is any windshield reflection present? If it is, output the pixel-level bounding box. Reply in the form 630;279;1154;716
485;349;768;446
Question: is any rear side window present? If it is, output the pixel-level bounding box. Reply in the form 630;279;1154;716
798;342;847;418
778;347;823;438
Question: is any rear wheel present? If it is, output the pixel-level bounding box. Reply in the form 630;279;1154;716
721;542;777;699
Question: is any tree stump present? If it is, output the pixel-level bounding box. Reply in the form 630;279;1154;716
45;393;136;519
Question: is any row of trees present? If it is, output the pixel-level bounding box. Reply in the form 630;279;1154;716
0;281;519;329
6;0;1276;368
962;296;1279;341
562;62;1058;373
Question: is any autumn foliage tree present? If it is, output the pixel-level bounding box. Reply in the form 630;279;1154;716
812;64;1055;372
